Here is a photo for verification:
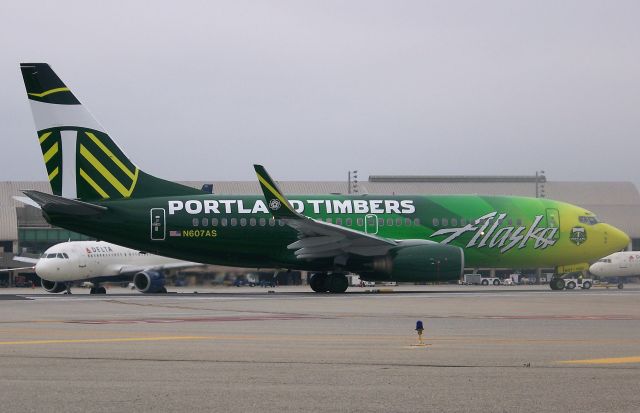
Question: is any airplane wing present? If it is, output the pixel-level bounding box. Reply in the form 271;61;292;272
12;256;39;264
0;266;35;272
116;261;205;275
254;165;397;261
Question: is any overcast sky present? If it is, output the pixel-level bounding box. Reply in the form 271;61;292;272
1;0;639;184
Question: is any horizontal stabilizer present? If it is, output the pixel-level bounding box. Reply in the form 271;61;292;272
22;190;107;216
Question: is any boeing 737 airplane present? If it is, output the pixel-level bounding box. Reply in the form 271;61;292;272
6;240;202;294
18;63;630;292
589;252;640;289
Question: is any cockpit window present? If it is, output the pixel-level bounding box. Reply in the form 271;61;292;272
46;253;57;259
597;258;612;263
579;216;599;225
62;253;69;259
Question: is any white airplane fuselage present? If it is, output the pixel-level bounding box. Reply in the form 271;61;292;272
36;240;190;282
589;252;640;278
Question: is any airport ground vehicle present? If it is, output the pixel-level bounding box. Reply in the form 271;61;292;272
463;274;501;286
561;277;593;290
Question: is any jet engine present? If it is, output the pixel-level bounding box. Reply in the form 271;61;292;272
133;271;167;293
369;240;464;282
41;278;67;293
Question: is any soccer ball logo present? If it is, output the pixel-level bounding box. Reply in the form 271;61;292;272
269;199;281;210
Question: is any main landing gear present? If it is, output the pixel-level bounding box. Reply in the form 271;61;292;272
309;273;349;294
90;284;107;294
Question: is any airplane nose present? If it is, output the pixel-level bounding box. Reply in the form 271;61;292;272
604;224;630;252
589;263;602;276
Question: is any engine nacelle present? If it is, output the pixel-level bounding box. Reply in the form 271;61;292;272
369;240;464;282
133;271;166;293
41;278;67;293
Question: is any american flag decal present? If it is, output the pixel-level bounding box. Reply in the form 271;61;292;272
169;230;182;237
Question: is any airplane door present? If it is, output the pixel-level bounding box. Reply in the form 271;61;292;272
545;208;560;240
150;208;166;240
365;214;378;235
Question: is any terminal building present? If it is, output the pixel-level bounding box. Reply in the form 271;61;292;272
1;175;639;284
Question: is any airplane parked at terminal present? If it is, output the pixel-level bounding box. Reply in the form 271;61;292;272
8;240;202;294
18;63;630;292
589;252;640;289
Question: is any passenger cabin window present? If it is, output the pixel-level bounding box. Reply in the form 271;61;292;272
442;218;448;227
202;218;209;226
221;218;228;227
240;218;247;227
414;218;421;226
346;218;352;226
211;218;218;226
230;218;238;226
451;218;458;226
396;218;403;226
432;218;439;227
259;218;266;226
357;218;363;226
387;218;393;226
192;218;199;227
405;218;411;226
336;218;343;226
250;218;256;226
269;218;275;227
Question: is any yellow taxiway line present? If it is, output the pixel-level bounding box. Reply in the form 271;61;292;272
0;336;212;346
559;356;640;365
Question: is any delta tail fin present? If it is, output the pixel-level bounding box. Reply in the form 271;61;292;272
20;63;203;201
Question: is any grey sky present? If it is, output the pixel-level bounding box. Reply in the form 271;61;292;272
1;0;639;184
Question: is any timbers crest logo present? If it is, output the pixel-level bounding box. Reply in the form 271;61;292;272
269;199;281;211
570;226;587;246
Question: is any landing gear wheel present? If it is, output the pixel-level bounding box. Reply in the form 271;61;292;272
326;274;349;294
159;287;167;294
90;287;96;294
309;273;327;293
566;281;576;290
582;281;591;290
97;286;107;294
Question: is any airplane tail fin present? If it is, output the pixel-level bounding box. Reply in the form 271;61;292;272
20;63;203;201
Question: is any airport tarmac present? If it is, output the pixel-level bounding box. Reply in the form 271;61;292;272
1;285;639;412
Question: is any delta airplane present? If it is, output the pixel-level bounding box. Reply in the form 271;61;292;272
589;252;640;289
7;240;202;294
18;63;630;293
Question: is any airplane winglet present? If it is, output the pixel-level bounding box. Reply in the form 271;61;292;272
253;165;299;219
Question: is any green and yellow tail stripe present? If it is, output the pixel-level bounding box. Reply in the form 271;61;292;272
47;167;59;181
79;144;139;198
39;132;52;144
42;142;59;163
85;132;136;180
79;168;110;198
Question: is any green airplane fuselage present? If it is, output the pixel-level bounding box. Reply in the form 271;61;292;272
42;193;629;276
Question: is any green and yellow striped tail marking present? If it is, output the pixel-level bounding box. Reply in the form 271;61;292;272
78;131;139;199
